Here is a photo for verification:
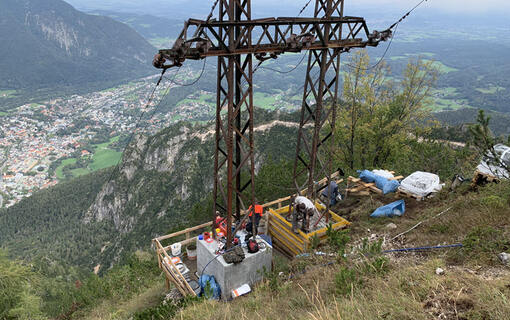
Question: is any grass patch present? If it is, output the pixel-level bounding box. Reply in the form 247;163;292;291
0;111;7;116
176;257;510;320
55;158;77;179
424;60;458;73
476;86;506;94
0;90;16;98
89;149;122;171
429;97;473;111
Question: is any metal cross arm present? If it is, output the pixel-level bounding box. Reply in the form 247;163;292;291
153;16;390;68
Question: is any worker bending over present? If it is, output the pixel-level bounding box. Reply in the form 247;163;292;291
320;181;343;206
291;196;319;234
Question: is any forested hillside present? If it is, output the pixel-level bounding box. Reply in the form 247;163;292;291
0;0;155;109
0;109;301;272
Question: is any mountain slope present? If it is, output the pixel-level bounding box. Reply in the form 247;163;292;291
0;0;154;90
85;113;301;269
0;110;301;271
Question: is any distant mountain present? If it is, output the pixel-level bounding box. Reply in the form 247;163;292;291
0;0;155;90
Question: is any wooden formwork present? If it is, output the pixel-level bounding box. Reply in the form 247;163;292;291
471;169;500;188
267;203;350;257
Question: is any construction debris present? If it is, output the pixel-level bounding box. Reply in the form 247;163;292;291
498;252;509;265
435;267;445;275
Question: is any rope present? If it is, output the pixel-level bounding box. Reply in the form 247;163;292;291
258;53;307;74
341;0;430;72
103;68;181;187
342;21;399;72
164;59;207;87
200;244;241;277
383;243;463;254
391;207;452;241
389;0;429;30
298;0;313;17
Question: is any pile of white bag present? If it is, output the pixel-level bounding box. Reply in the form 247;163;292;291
477;144;510;179
398;171;443;198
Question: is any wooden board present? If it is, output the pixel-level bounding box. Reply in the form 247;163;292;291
396;189;424;201
267;204;350;256
346;173;404;196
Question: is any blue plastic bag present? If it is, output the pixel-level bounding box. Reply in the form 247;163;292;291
370;200;405;218
199;275;221;299
358;170;399;195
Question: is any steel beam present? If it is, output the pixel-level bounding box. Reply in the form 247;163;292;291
293;0;345;220
213;0;256;248
153;0;389;247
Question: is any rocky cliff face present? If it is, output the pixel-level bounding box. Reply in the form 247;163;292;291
83;117;299;265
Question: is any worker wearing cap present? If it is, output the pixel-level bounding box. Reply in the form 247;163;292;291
246;204;263;238
292;196;318;234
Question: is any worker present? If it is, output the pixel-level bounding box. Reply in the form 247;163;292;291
320;181;342;206
246;204;263;238
291;196;318;234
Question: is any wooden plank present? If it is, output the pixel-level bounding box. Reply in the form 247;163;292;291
156;221;212;241
269;216;307;245
269;209;309;241
156;239;196;296
269;226;302;256
268;219;306;251
271;237;296;258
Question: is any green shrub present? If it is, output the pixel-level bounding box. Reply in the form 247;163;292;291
449;226;510;265
326;225;350;255
334;267;360;296
309;234;321;250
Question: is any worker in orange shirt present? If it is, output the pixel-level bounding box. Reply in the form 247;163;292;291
246;204;263;238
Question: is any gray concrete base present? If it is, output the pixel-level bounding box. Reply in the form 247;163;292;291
197;235;272;300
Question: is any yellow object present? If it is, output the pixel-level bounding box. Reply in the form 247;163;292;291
267;203;350;257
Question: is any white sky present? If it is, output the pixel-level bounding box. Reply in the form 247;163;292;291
256;0;510;13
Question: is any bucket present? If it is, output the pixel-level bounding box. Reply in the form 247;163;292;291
170;243;182;256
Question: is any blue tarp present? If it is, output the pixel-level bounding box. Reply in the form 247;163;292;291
358;170;399;194
199;275;221;299
370;200;405;218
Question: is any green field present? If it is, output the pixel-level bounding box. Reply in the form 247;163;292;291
55;158;78;179
89;148;122;171
425;60;458;73
0;111;7;116
55;136;122;180
429;97;473;112
476;86;506;94
0;90;16;98
148;37;175;48
177;93;214;107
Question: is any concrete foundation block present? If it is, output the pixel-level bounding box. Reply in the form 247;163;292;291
197;236;272;299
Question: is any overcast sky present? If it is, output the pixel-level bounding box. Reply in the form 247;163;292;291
253;0;510;13
66;0;510;19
